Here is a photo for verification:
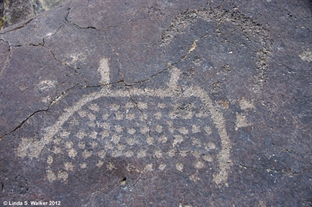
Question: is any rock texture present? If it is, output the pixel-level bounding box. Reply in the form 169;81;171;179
0;0;67;29
0;0;311;206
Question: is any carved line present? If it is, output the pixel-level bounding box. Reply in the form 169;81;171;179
27;66;230;185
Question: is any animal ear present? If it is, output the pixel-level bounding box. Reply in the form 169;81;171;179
98;58;110;85
168;66;181;89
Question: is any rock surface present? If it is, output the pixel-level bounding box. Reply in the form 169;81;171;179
0;0;67;29
0;0;311;206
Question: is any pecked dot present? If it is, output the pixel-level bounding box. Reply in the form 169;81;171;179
88;113;96;121
68;148;77;158
66;141;73;149
64;162;74;171
137;150;146;158
192;125;201;133
88;103;99;112
154;112;162;119
112;150;122;157
205;142;216;150
110;104;120;111
203;155;213;162
114;125;123;133
58;171;68;181
154;150;162;158
97;150;106;159
158;136;168;144
78;110;87;118
111;134;121;144
144;164;153;172
96;160;104;168
178;127;188;135
102;113;109;120
195;161;205;169
115;112;123;120
157;103;166;108
155;125;163;133
204;126;212;135
78;142;85;149
127;128;136;135
176;163;184;172
192;138;202;147
89;131;97;139
104;143;113;150
159;164;166;171
90;142;98;148
146;137;154;145
82;150;92;159
138;102;148;110
126;113;135;120
60;131;70;138
125;150;134;157
140;126;149;134
47;155;53;165
80;163;87;169
167;149;175;157
126;138;137;146
76;131;86;139
101;130;110;139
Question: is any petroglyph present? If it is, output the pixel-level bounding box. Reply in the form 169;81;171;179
239;97;255;110
299;49;312;62
36;80;57;94
161;8;273;93
98;58;111;85
235;113;251;130
17;60;233;186
15;6;278;186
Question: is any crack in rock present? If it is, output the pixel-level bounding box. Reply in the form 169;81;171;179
0;84;78;140
0;17;35;35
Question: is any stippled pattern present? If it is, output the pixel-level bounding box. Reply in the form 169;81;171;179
15;7;276;188
18;64;232;186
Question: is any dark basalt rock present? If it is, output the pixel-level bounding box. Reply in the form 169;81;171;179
0;0;311;206
0;0;67;29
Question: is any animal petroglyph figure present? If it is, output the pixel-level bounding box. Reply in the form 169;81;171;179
17;8;273;187
18;60;232;186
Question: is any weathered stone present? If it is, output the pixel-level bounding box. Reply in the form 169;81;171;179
0;0;311;206
0;0;68;29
